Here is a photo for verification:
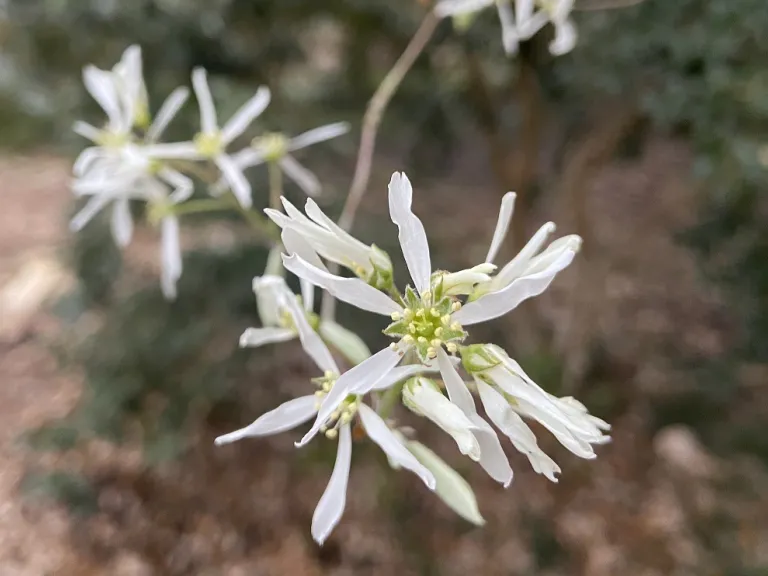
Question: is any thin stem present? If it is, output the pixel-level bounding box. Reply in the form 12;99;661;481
322;10;440;321
171;198;231;216
377;380;406;420
268;160;283;210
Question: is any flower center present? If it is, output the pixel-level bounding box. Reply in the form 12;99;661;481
312;371;358;439
194;131;224;158
384;287;467;361
96;130;131;148
254;132;289;162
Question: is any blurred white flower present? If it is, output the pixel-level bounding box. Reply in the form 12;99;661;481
217;122;349;197
70;145;193;299
216;298;436;545
464;343;611;479
435;0;520;55
143;68;271;209
516;0;578;55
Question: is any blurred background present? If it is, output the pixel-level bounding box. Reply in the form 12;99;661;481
1;0;767;574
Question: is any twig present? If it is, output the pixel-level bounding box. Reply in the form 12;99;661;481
321;10;440;320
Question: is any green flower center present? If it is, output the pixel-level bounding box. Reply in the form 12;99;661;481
194;131;224;158
311;371;358;440
384;286;467;362
254;132;289;162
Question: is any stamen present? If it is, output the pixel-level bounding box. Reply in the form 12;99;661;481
325;428;338;439
435;327;444;337
446;342;458;354
426;347;437;358
430;339;442;348
391;312;401;321
451;301;462;312
451;322;462;331
402;335;414;345
430;308;440;317
441;315;451;326
417;336;428;345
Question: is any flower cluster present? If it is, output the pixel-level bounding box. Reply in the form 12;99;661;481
435;0;577;56
217;172;609;544
70;45;349;298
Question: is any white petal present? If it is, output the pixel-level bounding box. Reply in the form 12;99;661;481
282;254;401;317
438;348;475;414
406;440;485;525
279;155;321;197
311;424;352;545
221;86;271;144
160;216;182;300
72;121;103;144
70;195;111;232
192;68;218;134
515;0;535;25
231;147;267;170
83;65;123;129
215;154;252;209
453;247;575;325
298;346;403;447
388;172;431;295
486;192;516;263
358;404;436;489
281;228;329;273
214;395;318;445
550;18;577;56
370;360;444;391
142;142;201;160
239;327;296;347
517;9;549;39
303;199;375;260
495;221;556;286
147;87;190;141
434;0;494;17
496;2;520;55
158;168;194;204
283;292;339;375
288;122;350;151
111;198;134;247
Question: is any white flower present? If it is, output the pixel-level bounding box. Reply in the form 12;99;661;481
142;68;271;210
265;197;392;286
435;0;520;55
464;343;610;476
281;171;572;453
216;302;436;545
217;122;350;197
454;191;581;326
70;145;193;299
516;0;577;55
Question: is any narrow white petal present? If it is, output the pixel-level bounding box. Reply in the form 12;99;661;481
438;348;475;414
279;155;321;197
495;221;556;286
496;2;520;55
303;199;374;258
239;327;296;348
486;192;516;263
283;292;339;375
298;346;403;447
70;195;111;232
83;66;122;128
192;68;218;134
215;154;252;209
311;424;352;545
160;216;182;300
406;440;485;525
147;87;190;141
370;360;445;391
318;321;371;366
515;0;535;25
72;121;103;144
282;254;401;316
514;400;596;459
221;86;271;144
550;18;577;56
142;142;201;160
434;0;494;17
288;122;350;151
281;228;329;273
517;9;549;39
231;147;267;170
453;248;575;325
111;198;134;247
358;404;436;489
158;168;194;204
214;395;318;445
388;172;431;295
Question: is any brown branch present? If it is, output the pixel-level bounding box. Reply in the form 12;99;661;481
321;11;440;320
